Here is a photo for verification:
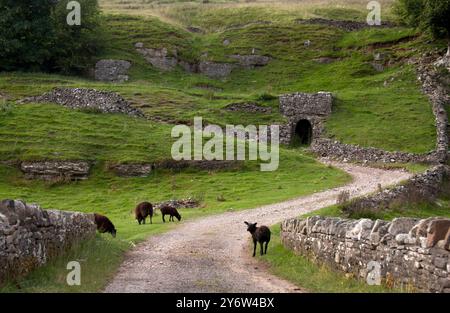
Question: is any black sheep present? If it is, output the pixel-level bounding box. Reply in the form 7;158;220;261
135;201;154;225
94;213;117;237
245;221;271;257
160;205;181;223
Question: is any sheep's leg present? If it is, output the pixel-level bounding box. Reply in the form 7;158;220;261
253;240;257;257
264;241;269;254
260;242;264;256
162;214;166;223
143;218;146;225
150;216;152;224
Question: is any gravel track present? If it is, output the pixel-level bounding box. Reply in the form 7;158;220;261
104;162;412;293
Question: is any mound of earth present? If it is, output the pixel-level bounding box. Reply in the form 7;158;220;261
20;88;145;117
224;102;272;113
296;18;395;31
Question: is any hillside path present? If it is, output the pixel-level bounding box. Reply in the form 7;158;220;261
104;161;412;293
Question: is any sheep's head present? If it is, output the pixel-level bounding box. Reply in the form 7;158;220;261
175;212;182;221
244;221;257;233
110;227;117;238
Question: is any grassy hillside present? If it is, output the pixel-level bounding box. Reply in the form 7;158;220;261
2;0;438;154
0;0;446;292
0;151;350;292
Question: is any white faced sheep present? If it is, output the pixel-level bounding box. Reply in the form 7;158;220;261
245;221;271;257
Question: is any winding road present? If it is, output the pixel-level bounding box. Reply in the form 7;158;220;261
104;161;412;293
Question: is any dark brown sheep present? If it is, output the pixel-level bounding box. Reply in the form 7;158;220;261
245;221;271;257
135;202;154;225
94;213;117;238
160;205;181;223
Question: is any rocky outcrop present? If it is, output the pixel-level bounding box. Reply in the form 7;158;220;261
134;42;271;78
20;88;145;118
94;59;131;82
281;216;450;292
20;160;91;181
342;165;450;216
135;44;178;71
0;199;96;284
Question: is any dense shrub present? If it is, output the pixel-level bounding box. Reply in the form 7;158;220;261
394;0;450;55
0;0;102;73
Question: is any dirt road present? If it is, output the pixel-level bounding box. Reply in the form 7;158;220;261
104;162;411;293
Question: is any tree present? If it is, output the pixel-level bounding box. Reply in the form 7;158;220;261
51;0;103;74
0;0;102;73
394;0;450;57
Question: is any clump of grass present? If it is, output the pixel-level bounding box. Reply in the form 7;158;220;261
0;101;15;116
336;190;350;205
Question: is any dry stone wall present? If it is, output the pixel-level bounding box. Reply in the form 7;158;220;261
342;165;449;216
0;199;96;284
281;216;450;293
310;138;436;164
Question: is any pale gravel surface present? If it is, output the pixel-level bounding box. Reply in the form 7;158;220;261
104;161;412;293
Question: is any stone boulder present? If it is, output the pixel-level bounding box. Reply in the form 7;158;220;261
427;219;450;248
94;59;131;82
135;44;178;71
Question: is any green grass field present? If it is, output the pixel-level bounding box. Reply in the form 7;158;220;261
0;0;447;293
0;147;350;292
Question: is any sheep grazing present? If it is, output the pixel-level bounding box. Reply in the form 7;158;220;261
135;201;154;225
244;221;271;257
94;213;117;238
160;205;182;223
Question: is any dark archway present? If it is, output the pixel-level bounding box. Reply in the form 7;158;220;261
294;119;312;146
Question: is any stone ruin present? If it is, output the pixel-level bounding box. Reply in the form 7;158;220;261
278;92;333;145
134;42;271;79
20;160;91;181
